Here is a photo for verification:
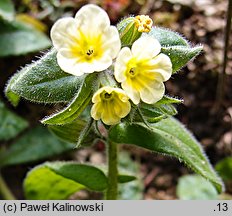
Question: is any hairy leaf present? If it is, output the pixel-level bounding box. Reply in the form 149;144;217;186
41;73;97;125
0;127;74;167
5;71;21;106
0;20;50;56
48;119;95;146
142;27;203;73
24;166;85;200
177;175;218;200
7;49;82;103
46;162;108;191
109;117;223;193
137;103;177;123
146;27;189;47
156;95;183;105
162;45;203;72
0;101;28;141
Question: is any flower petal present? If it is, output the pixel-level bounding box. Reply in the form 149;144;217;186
131;36;161;60
57;51;84;76
75;4;110;34
90;54;112;72
102;26;121;59
114;99;131;118
140;81;165;104
122;81;140;104
50;17;78;49
149;53;172;81
91;86;131;125
115;47;132;82
101;103;120;125
91;103;102;120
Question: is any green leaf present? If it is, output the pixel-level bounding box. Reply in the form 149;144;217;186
0;127;74;167
24;166;85;200
162;45;203;73
109;117;223;193
0;20;51;57
134;96;180;124
46;162;108;191
76;118;94;148
48;119;95;146
156;95;183;105
177;175;218;200
0;101;28;141
0;0;14;21
118;175;137;183
5;71;21;106
216;157;232;181
143;27;203;73
41;73;97;125
138;103;177;123
7;49;82;103
146;27;189;47
93;164;137;184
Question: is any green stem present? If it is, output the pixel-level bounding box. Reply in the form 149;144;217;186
0;173;16;200
106;140;118;200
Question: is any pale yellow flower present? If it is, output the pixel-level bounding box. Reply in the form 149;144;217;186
91;86;131;125
51;4;121;76
134;15;153;33
114;36;172;104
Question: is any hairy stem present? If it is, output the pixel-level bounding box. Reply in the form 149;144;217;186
106;140;118;200
0;173;16;200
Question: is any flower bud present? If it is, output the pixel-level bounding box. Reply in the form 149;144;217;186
117;15;153;46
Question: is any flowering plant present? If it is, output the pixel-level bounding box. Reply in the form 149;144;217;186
5;4;223;199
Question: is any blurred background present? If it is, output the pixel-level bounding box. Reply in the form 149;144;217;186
0;0;231;200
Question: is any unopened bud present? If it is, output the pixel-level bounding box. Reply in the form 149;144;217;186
117;15;153;46
134;15;153;33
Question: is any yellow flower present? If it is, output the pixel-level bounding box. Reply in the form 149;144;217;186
51;4;121;76
91;86;131;125
134;15;153;33
114;36;172;104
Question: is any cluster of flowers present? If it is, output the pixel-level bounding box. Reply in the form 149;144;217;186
51;4;172;125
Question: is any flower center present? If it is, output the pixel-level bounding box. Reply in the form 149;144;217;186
70;31;104;62
86;49;94;56
101;91;115;101
129;67;136;75
127;66;139;78
104;93;112;99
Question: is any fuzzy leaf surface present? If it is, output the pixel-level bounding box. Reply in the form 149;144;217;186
24;166;85;200
146;27;189;47
46;162;108;191
7;49;82;103
0;127;74;167
162;45;202;72
109;117;223;193
142;27;203;73
48;119;95;146
0;101;28;141
177;175;218;200
42;73;97;125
